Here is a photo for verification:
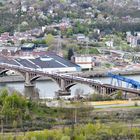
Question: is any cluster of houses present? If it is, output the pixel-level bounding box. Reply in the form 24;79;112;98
0;28;44;47
126;32;140;47
1;0;140;74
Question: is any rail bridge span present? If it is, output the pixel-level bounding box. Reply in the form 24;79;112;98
0;63;140;97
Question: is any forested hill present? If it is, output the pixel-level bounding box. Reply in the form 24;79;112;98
0;0;140;34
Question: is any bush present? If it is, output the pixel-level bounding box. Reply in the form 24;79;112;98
115;91;123;100
134;102;138;107
89;94;113;101
2;123;140;139
61;136;70;140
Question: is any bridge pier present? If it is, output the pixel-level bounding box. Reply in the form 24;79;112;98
55;89;71;96
55;79;71;96
24;72;38;99
24;83;35;87
24;72;35;87
95;86;105;94
24;86;39;100
101;87;106;94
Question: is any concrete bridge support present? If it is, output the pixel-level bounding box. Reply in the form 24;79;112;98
24;72;35;87
100;87;116;95
55;79;71;96
24;86;39;100
24;72;39;100
91;85;102;94
100;87;106;94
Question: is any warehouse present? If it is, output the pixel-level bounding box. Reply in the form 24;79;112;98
0;53;81;73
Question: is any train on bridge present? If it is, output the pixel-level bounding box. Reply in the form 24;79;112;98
0;62;140;98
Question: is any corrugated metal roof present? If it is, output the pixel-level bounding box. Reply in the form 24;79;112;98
0;54;81;69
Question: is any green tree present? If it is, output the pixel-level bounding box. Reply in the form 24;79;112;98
1;92;28;122
13;120;17;135
115;90;123;100
67;48;74;60
59;0;66;3
94;12;98;18
66;28;73;37
45;34;54;46
73;22;89;35
0;88;8;105
61;136;70;140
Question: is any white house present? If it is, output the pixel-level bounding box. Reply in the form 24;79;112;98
105;40;114;47
72;55;96;70
76;34;86;42
126;32;140;47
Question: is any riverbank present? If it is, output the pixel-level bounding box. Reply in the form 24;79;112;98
1;87;140;135
2;100;140;139
45;99;140;109
73;69;140;78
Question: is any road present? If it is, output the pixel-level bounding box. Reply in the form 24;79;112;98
45;100;140;109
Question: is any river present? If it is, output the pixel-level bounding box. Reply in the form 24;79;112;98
0;75;139;98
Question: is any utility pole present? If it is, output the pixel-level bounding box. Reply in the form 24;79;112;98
85;37;89;55
74;108;77;124
57;30;62;56
85;37;92;71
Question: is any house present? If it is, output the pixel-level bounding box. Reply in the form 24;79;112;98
94;28;100;34
126;32;140;47
71;55;96;70
76;34;86;42
105;40;114;47
21;43;36;51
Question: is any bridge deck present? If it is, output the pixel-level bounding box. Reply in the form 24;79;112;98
0;63;140;95
102;84;140;95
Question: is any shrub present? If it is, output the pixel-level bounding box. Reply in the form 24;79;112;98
89;94;113;101
134;102;138;107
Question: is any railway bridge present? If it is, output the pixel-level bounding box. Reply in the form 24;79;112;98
0;63;140;97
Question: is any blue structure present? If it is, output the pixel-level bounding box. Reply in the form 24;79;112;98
108;73;140;89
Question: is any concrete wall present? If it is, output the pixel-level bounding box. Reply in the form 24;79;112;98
37;67;81;73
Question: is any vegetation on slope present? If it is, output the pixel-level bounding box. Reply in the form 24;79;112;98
1;123;140;140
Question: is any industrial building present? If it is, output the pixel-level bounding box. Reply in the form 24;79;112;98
0;53;81;74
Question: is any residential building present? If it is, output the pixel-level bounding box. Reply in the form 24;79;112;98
71;55;96;70
76;34;86;42
126;32;140;47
